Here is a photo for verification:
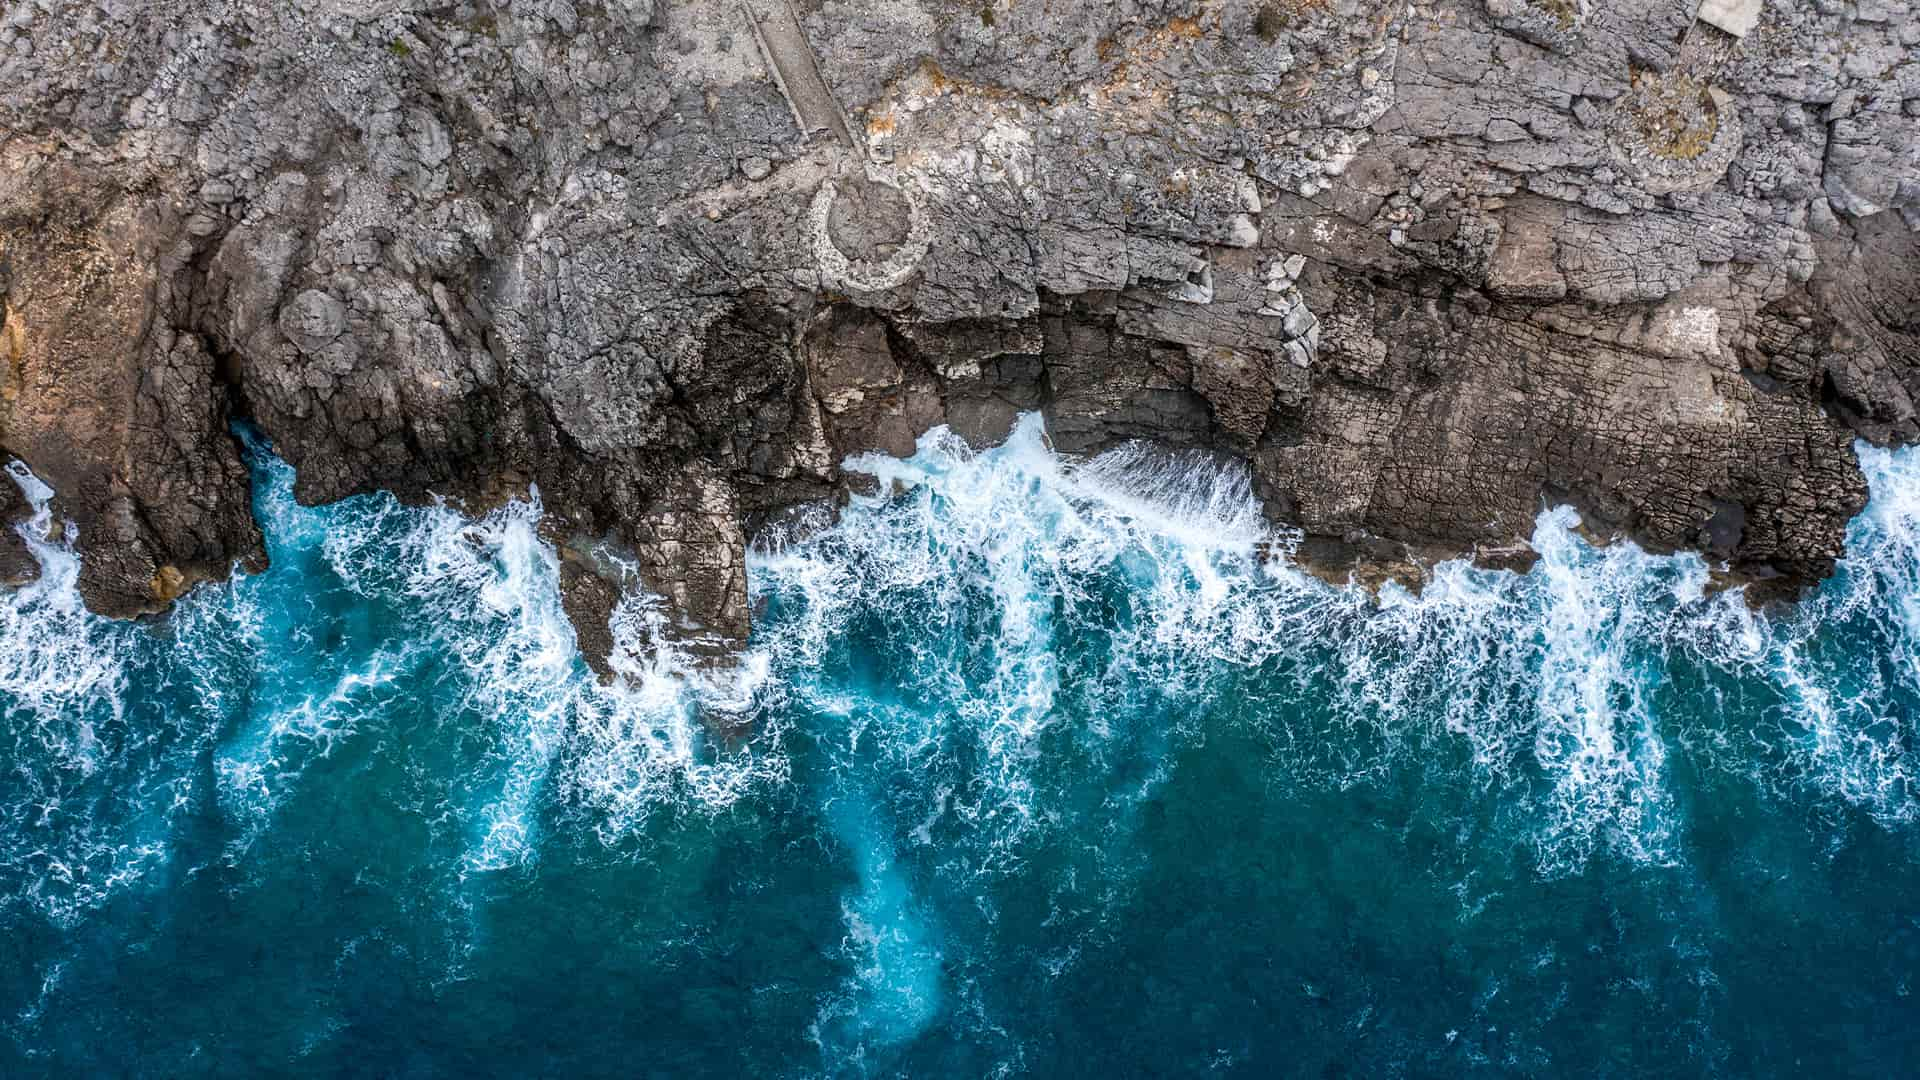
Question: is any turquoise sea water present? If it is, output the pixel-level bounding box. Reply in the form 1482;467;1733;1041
3;415;1920;1077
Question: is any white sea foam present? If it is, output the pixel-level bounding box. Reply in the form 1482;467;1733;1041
0;462;128;727
0;461;201;925
558;586;790;846
289;466;786;865
747;415;1920;879
1;445;786;925
1723;444;1920;825
8;412;1920;942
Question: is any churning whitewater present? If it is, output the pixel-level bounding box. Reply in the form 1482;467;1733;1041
4;416;1920;1075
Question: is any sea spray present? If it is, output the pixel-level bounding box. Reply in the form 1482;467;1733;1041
230;441;785;866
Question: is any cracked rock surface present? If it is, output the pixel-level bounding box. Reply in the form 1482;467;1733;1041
1;0;1915;661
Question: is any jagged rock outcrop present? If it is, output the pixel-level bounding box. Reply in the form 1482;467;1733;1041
1;0;1915;661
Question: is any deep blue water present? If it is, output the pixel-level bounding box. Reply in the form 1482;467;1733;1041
3;416;1920;1077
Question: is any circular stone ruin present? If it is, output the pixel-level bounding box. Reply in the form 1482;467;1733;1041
1608;69;1743;195
809;168;932;293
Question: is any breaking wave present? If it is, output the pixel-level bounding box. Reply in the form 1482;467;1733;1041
5;414;1920;1071
0;462;168;928
748;416;1744;881
0;442;782;927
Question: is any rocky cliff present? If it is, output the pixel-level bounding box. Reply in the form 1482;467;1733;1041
1;0;1916;666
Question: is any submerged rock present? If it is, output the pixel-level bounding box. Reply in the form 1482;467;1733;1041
0;0;1914;653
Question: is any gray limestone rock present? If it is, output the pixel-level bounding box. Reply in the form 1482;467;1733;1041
0;0;1915;659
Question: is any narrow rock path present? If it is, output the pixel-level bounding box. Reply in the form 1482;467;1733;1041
740;0;855;149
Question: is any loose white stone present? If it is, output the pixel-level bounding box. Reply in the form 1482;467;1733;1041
1697;0;1763;37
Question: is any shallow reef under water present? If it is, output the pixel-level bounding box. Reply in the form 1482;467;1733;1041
3;414;1920;1076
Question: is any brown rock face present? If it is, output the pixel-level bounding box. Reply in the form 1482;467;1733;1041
0;0;1916;657
803;305;947;461
1253;269;1868;592
0;154;262;616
